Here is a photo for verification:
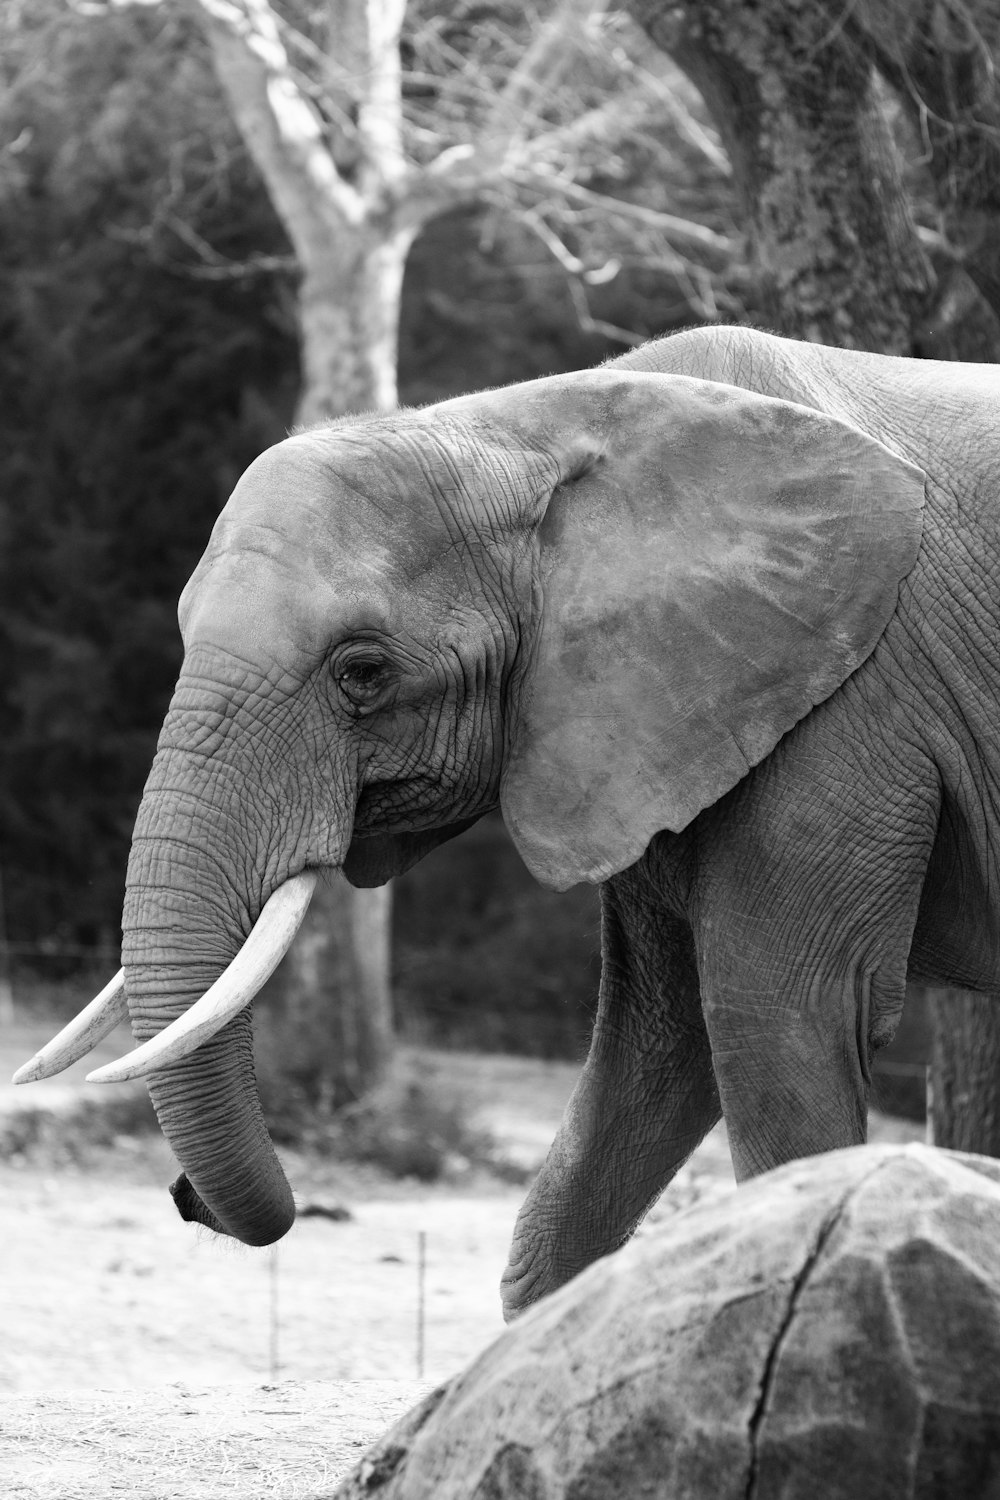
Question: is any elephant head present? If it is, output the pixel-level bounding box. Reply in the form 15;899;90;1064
17;364;923;1247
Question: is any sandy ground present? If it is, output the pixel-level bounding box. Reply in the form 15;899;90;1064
0;1016;923;1497
0;1024;584;1393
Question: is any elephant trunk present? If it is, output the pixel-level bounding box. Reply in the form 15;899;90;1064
120;745;304;1248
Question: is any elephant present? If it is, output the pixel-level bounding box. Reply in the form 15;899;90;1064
16;323;1000;1319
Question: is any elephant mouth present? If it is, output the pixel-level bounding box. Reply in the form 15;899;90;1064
344;814;486;887
352;775;449;831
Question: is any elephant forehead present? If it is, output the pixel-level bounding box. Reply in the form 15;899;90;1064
179;553;389;669
181;485;378;660
179;427;478;664
223;426;471;578
219;440;393;569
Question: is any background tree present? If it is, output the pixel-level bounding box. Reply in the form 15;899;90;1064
629;0;1000;1152
630;0;935;349
854;0;1000;356
189;0;736;423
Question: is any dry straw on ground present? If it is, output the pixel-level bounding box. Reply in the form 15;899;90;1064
2;1380;430;1500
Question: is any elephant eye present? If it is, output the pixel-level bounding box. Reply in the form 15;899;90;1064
335;654;390;712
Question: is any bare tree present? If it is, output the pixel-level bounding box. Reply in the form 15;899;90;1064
186;0;738;422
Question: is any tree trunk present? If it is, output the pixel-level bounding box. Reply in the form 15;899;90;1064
632;0;1000;1155
628;0;934;348
257;879;392;1111
296;228;413;423
834;0;1000;348
929;990;1000;1155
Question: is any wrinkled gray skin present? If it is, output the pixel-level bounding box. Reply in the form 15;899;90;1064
122;325;1000;1319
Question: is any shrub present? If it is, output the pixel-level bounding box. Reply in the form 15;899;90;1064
0;1089;158;1166
261;1063;528;1184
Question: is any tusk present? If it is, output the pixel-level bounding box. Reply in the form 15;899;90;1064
12;969;129;1084
86;870;318;1084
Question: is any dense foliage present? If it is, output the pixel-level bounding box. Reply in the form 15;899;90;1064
0;2;297;944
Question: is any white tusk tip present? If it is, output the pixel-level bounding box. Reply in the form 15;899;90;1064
10;969;129;1084
84;869;319;1079
86;1060;139;1085
12;1058;45;1086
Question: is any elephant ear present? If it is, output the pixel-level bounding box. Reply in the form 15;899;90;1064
499;372;925;889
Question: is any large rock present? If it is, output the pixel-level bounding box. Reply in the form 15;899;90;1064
332;1145;1000;1499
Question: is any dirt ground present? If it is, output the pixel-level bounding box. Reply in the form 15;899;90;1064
0;1026;583;1393
0;1016;923;1497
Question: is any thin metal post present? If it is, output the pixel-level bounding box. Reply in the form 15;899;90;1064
417;1230;426;1379
269;1245;280;1382
0;864;14;1025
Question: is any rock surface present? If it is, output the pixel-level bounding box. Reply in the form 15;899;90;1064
331;1144;1000;1499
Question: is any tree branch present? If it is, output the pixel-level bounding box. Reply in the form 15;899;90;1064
486;0;602;146
514;172;735;254
190;0;367;242
356;0;408;188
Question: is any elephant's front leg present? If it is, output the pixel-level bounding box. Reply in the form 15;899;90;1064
692;757;934;1182
500;868;720;1319
701;975;871;1183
